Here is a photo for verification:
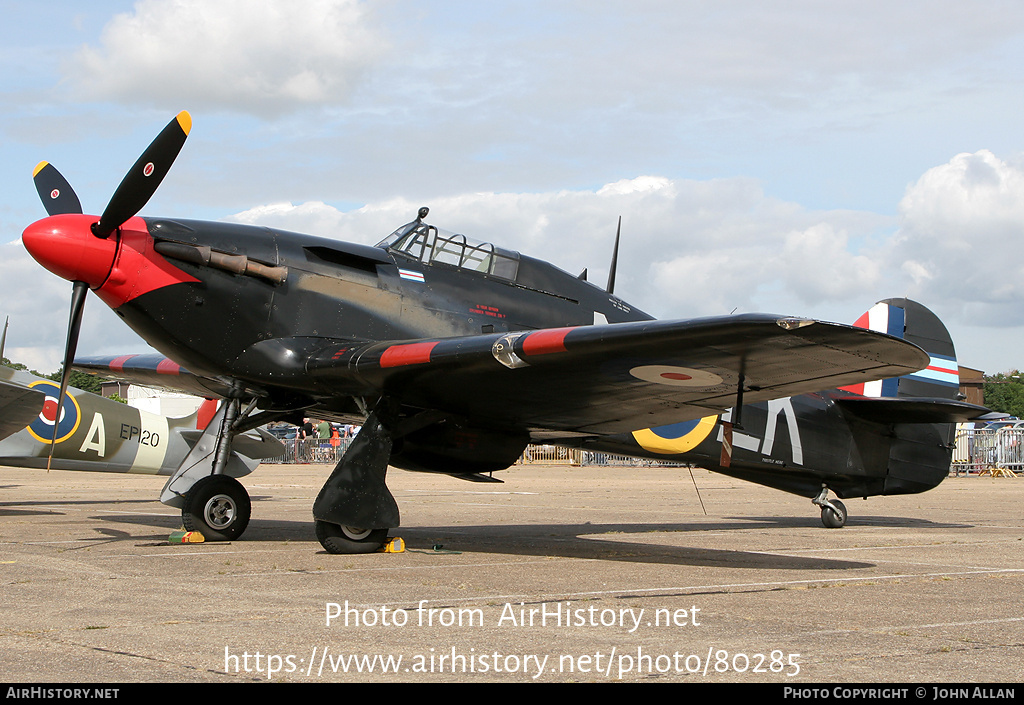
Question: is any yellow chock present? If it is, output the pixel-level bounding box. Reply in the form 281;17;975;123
381;537;405;553
169;530;205;544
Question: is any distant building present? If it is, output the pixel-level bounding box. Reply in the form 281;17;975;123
100;381;203;418
958;365;984;407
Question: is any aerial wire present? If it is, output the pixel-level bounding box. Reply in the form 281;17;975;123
688;466;707;515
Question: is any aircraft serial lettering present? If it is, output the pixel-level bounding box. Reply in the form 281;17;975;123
79;413;105;456
119;423;161;446
718;397;804;464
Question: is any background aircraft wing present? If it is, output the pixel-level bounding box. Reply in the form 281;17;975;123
0;378;45;442
306;314;929;434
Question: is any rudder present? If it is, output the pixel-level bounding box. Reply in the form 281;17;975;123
840;298;973;495
842;298;960;400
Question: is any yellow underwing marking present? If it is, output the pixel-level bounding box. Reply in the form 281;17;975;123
632;415;717;455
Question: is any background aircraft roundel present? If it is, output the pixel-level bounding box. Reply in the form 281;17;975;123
26;379;81;444
0;365;283;477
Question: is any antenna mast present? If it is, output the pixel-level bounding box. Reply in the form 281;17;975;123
606;216;621;295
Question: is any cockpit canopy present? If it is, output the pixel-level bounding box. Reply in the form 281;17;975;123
377;217;520;281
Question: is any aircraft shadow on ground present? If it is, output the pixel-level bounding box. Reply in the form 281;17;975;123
77;504;974;571
0;497;159;517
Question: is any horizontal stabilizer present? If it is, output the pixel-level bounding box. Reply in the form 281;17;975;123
177;427;285;460
974;411;1013;421
0;378;45;442
836;396;990;424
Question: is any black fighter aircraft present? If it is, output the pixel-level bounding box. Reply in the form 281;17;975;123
21;112;986;553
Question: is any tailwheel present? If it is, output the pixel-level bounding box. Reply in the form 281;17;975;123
315;521;388;554
183;475;251;541
820;499;847;529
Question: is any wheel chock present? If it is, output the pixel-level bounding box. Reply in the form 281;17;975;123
380;537;405;553
169;530;205;544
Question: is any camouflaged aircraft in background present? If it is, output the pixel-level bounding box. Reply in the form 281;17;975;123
0;364;282;483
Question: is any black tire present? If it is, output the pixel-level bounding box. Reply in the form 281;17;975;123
315;521;388;554
182;475;251;541
820;499;847;529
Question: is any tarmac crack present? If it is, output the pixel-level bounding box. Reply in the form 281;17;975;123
13;631;253;680
823;639;1024;665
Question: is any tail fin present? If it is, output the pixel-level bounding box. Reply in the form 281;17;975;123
841;298;960;400
837;298;988;495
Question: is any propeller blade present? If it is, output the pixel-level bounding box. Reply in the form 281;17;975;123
92;111;192;238
32;162;83;216
47;280;89;472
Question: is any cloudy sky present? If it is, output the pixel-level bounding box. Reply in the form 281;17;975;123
2;0;1024;377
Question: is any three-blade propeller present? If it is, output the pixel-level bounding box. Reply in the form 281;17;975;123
30;111;191;467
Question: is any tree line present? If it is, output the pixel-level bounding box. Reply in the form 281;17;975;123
982;371;1024;420
2;357;107;396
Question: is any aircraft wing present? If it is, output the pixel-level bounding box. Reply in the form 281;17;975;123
73;315;928;435
73;354;233;399
304;314;928;434
0;378;45;442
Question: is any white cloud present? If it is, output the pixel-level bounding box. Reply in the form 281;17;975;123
228;175;889;318
597;176;674;196
782;224;881;301
0;239;149;374
68;0;384;116
225;165;1024;374
8;155;1024;375
649;251;763;318
892;150;1024;324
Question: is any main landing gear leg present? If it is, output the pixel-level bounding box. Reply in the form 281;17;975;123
160;398;259;541
312;411;399;554
812;485;848;529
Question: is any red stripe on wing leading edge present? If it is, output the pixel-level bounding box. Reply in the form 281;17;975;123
522;327;574;356
379;342;438;368
156;358;182;375
109;354;136;372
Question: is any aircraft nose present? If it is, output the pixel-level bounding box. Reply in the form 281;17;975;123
22;214;118;289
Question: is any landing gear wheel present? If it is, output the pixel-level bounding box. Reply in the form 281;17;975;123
182;475;251;541
820;499;848;529
315;521;388;554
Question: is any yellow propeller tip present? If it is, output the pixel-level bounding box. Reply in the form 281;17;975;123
176;111;192;136
32;161;49;178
